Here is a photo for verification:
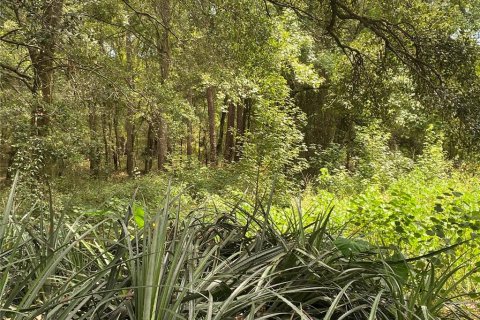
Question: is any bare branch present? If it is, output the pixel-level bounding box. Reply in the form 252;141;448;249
120;0;180;41
0;62;32;80
0;62;34;92
0;29;20;40
0;37;41;50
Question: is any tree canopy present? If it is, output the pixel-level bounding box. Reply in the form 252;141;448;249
0;0;479;185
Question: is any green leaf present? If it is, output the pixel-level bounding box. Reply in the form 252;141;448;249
334;237;371;256
133;204;145;228
368;290;384;320
434;203;444;213
386;249;410;283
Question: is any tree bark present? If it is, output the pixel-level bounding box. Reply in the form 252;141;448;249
234;103;245;162
243;98;252;132
144;122;154;173
186;95;194;160
224;102;235;163
198;123;203;162
101;112;110;168
29;0;64;136
206;86;217;166
113;105;121;171
217;109;226;156
125;118;135;176
155;0;171;171
157;0;171;82
186;119;193;157
157;115;168;170
88;103;100;176
125;29;135;177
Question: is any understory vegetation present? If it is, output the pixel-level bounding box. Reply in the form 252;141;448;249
1;173;479;320
2;131;480;319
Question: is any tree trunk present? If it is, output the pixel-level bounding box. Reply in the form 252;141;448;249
243;98;252;132
125;118;135;176
157;0;171;82
125;29;135;177
29;0;64;136
144;122;154;173
113;106;121;171
217;109;226;156
186;119;193;157
206;86;217;166
179;139;183;164
155;0;171;171
157;115;168;170
224;102;235;162
88;104;100;176
18;0;65;181
234;103;245;162
101;112;110;168
198;123;203;162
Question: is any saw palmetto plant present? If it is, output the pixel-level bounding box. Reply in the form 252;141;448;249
0;179;477;320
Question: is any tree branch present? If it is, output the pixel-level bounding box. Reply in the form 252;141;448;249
0;62;32;80
0;62;34;92
120;0;180;41
0;29;20;40
266;0;442;85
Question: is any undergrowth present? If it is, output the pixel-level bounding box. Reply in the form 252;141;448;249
1;174;479;319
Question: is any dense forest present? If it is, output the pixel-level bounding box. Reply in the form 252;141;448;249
1;0;480;319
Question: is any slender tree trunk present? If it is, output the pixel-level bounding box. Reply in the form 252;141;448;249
198;123;202;162
101;112;110;168
217;109;226;156
125;118;135;176
244;98;252;132
224;102;235;162
125;30;135;177
234;103;244;162
107;113;115;169
186;95;194;160
88;103;100;176
113;106;121;171
158;0;171;82
206;86;217;166
179;139;183;164
144;122;154;173
155;0;171;171
186;119;193;157
157;115;168;170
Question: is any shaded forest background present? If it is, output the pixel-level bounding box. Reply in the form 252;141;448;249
0;0;480;195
